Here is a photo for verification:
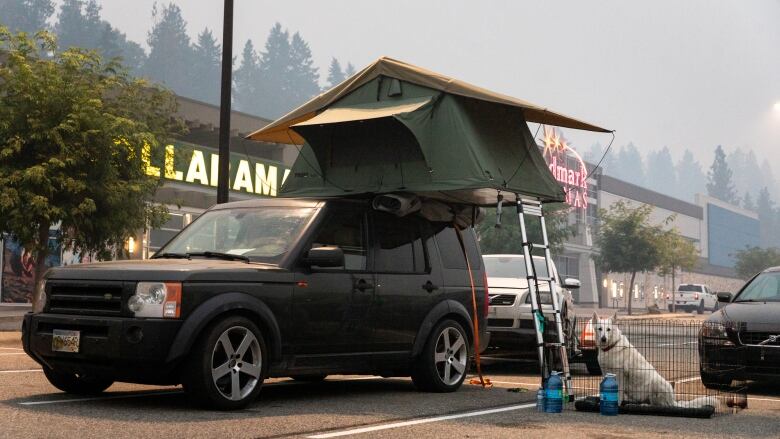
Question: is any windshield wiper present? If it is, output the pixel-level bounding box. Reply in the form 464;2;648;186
152;252;190;259
187;251;251;263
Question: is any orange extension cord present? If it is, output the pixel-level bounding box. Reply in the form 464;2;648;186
454;224;492;388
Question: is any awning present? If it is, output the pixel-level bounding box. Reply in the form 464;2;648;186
292;96;433;127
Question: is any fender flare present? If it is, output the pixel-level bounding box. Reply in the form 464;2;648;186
411;299;474;358
166;292;282;363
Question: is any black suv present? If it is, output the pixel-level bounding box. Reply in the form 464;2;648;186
23;198;487;409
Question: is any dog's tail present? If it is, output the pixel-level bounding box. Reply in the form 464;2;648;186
673;396;719;408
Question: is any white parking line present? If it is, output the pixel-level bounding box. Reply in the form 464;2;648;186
307;403;537;438
658;341;698;347
0;353;27;356
0;369;41;374
19;389;182;406
0;347;24;351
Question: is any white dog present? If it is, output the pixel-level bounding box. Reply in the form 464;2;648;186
592;313;717;408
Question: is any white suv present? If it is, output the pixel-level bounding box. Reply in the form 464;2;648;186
668;283;718;314
483;254;579;350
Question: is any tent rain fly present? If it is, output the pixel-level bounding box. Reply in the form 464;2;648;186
247;57;610;206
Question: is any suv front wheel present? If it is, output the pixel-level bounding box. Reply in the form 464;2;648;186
411;319;469;392
184;315;267;410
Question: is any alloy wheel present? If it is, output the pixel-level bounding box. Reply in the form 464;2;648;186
211;326;262;401
434;326;467;385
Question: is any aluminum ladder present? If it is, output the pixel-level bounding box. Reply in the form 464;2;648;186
516;198;573;400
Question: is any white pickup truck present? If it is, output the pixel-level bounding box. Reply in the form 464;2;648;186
668;283;719;313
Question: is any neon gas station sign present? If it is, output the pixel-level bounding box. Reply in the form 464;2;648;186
541;127;589;209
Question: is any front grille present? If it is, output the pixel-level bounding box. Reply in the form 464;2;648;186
739;331;780;346
489;294;516;306
488;318;514;328
47;281;126;316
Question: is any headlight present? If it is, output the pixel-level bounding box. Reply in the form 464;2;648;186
700;322;734;345
128;282;181;318
33;280;47;314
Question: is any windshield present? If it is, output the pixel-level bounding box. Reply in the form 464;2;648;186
483;256;549;279
735;272;780;302
678;285;702;292
158;207;315;263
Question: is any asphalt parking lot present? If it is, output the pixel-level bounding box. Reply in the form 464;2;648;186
0;331;778;439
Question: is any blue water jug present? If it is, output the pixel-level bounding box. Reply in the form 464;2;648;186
544;372;563;413
600;373;619;416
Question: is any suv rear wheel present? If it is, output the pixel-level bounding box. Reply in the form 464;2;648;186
183;315;266;410
42;366;113;395
411;319;469;392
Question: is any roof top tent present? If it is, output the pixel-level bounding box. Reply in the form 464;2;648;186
246;56;611;393
246;56;610;206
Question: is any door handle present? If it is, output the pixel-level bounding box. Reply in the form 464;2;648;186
422;280;439;293
355;278;374;291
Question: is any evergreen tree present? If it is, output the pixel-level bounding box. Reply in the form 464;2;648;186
0;0;54;34
96;22;146;73
257;22;290;118
344;62;356;77
233;39;262;115
190;28;221;104
287;31;320;108
54;0;102;50
144;3;195;98
707;145;739;204
327;57;345;88
675;149;706;201
760;159;777;200
645;147;677;196
742;192;755;211
756;187;777;247
613;143;646;187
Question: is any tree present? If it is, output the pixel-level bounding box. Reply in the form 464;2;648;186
476;203;574;255
233;39;261;115
675;149;706;201
613;143;646;187
190;28;221;104
594;202;667;315
344;62;356;77
707;145;739;204
645;147;677;196
0;29;182;307
143;3;195;98
0;0;54;34
656;229;699;311
756;187;777;247
286;31;320;109
326;57;345;88
257;22;291;117
734;247;780;280
742;192;755;211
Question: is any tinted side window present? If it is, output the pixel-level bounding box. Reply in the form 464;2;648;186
310;207;367;270
435;225;481;270
373;212;426;273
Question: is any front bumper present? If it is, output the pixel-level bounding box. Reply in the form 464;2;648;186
699;339;780;381
23;312;183;384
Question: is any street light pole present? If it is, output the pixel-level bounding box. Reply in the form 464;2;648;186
216;0;234;204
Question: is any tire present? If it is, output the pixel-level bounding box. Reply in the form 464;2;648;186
697;301;705;314
290;374;327;382
668;305;674;313
701;370;732;390
584;351;602;376
183;315;267;410
712;302;719;312
411;319;469;392
42;366;113;395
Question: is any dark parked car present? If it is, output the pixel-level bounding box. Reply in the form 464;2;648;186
23;198;487;409
699;266;780;389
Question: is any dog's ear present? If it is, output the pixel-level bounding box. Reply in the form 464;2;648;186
592;312;599;324
612;310;618;322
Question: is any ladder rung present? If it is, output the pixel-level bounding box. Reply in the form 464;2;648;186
521;205;543;216
527;276;554;282
521;243;548;249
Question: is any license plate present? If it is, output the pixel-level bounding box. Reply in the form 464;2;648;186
52;330;80;353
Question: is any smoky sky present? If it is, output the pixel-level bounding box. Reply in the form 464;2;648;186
83;0;779;174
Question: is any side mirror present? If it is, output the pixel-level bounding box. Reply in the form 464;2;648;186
563;278;581;289
303;246;344;268
716;292;733;303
